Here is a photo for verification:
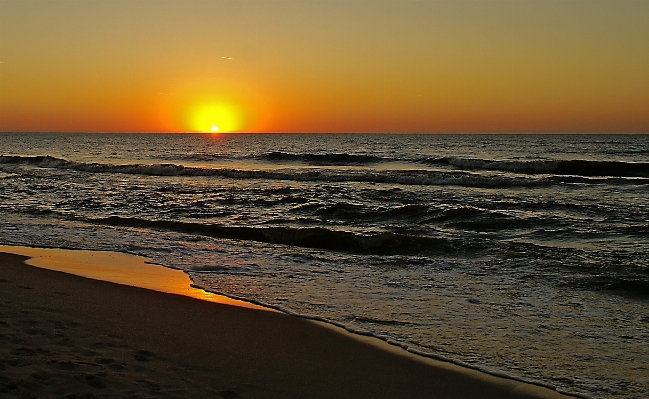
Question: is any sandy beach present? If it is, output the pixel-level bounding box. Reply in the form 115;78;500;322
0;250;573;399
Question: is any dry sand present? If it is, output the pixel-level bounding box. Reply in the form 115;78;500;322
0;251;574;399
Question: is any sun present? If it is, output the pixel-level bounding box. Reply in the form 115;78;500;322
188;102;241;133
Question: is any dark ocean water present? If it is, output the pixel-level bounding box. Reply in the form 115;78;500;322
1;133;648;398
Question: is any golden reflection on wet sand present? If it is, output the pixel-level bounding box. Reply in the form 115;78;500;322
0;245;267;311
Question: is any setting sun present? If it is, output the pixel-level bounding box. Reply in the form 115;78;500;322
188;102;240;133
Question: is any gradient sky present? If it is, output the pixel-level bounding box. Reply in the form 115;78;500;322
1;0;647;133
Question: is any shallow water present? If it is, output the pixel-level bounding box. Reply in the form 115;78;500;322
1;133;648;398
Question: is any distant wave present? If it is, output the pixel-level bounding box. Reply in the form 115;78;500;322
92;215;464;255
168;154;231;162
311;203;430;220
422;157;649;177
261;151;385;165
2;155;647;188
175;151;387;165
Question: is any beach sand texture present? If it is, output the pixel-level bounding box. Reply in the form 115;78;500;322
0;251;573;399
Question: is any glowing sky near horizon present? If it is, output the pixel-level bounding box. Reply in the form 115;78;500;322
0;0;647;133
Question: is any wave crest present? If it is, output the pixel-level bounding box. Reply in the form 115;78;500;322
422;156;649;177
93;216;462;255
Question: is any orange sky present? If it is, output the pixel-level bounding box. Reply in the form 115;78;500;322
1;0;648;133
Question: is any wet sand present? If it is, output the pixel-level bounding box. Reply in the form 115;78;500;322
0;250;573;399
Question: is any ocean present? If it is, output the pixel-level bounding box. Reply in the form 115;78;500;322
1;133;647;398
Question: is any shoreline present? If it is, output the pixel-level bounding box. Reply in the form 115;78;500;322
0;247;575;398
0;245;267;310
